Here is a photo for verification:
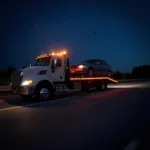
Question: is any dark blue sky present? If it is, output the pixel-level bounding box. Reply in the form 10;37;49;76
1;0;150;72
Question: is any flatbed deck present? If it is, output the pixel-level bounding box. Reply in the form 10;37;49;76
69;77;118;84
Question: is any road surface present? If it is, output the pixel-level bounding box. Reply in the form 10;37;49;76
0;81;150;150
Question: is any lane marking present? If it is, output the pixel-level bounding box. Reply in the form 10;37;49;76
0;106;22;112
0;96;80;112
24;96;80;107
124;140;139;150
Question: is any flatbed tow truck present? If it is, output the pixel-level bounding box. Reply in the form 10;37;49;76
11;50;118;100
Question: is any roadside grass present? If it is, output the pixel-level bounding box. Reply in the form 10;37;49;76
0;78;10;86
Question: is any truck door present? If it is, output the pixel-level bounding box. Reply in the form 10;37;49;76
47;57;65;82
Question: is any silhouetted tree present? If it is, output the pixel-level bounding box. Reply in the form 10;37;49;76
131;65;150;78
112;71;122;79
126;73;132;79
121;73;132;79
7;66;16;76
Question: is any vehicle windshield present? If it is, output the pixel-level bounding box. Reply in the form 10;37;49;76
35;57;51;66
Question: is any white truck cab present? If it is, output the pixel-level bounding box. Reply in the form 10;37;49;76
11;51;70;100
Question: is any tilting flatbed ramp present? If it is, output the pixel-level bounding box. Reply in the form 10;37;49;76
70;77;118;84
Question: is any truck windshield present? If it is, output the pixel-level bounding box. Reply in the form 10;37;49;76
35;57;51;66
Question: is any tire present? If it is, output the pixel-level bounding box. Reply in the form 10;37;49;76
83;67;94;91
35;83;54;101
96;80;107;91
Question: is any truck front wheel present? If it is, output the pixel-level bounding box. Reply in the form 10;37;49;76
35;83;54;101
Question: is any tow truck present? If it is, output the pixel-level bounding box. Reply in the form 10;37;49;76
11;50;118;100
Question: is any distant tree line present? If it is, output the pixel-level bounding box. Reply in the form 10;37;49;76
112;65;150;80
0;66;26;78
0;65;150;80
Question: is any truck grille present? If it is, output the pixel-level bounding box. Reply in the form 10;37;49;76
11;70;23;86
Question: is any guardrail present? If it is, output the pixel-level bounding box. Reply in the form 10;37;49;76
0;78;150;92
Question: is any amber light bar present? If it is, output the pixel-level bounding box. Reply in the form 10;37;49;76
36;51;68;59
70;77;118;83
51;51;67;56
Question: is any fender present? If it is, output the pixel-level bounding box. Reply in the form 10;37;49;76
35;80;55;91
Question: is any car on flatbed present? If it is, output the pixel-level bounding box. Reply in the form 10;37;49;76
70;59;112;77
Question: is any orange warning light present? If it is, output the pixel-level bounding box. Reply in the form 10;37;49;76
70;77;118;83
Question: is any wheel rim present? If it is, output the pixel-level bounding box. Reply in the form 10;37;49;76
40;88;49;99
89;69;93;77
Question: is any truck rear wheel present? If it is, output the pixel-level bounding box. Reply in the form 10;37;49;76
96;80;107;91
35;83;54;101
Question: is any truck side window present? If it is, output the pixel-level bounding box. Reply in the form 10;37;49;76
56;59;62;67
51;58;55;70
51;58;62;70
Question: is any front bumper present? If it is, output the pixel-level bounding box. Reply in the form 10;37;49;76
11;86;35;95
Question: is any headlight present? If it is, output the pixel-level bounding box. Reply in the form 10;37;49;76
78;65;86;69
37;70;47;75
21;80;33;86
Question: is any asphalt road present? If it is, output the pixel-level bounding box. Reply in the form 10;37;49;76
0;81;150;150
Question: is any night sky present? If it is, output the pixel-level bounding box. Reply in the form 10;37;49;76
1;0;150;72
